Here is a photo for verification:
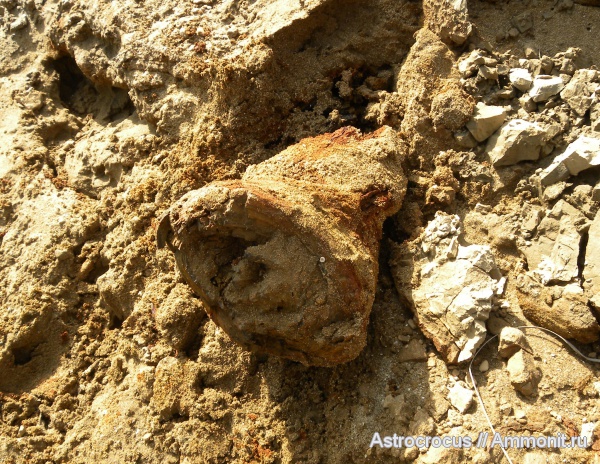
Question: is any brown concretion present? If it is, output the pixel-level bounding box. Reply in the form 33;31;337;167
158;126;406;366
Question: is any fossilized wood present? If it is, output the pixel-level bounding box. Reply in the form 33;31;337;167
158;126;406;366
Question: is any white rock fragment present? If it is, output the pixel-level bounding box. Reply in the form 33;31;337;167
456;244;497;273
494;276;506;296
542;181;570;202
9;14;28;32
0;153;12;178
514;409;527;421
412;213;502;363
448;382;473;413
540;135;600;185
584;212;600;309
509;68;533;92
550;411;562;422
466;102;507;142
421;212;461;255
498;327;527;358
560;69;599;116
486;119;546;166
458;50;485;78
521;205;543;236
521;200;584;284
479;360;489;372
581;422;596;448
529;75;565;102
478;65;498;81
500;403;513;416
506;349;540;396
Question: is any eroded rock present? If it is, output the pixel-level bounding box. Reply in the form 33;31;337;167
584;211;600;310
390;212;503;364
560;69;599;116
155;284;206;351
520;200;585;284
529;75;565;102
486;119;547;167
592;102;600;132
466;102;507;142
540;135;600;185
498;327;528;358
509;68;534;92
458;50;486;78
506;349;541;397
424;0;472;46
158;126;406;366
448;381;473;413
150;357;201;420
517;275;600;343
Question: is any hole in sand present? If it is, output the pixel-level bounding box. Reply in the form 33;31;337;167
109;314;123;330
12;346;35;365
49;54;135;120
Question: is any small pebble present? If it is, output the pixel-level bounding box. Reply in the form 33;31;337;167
479;360;490;372
500;403;512;415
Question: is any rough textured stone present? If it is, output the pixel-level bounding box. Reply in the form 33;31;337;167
521;200;584;284
581;422;596;448
516;198;600;343
593;182;600;202
506;349;541;396
155;284;206;351
150;357;201;420
529;75;565;102
560;69;599;116
430;87;475;131
398;339;428;362
391;213;503;364
158;126;407;366
509;68;534;92
424;0;472;46
517;275;600;343
498;327;528;358
448;381;474;413
541;135;600;185
592;102;600;132
458;50;486;78
466;102;507;142
584;211;600;310
486;119;546;166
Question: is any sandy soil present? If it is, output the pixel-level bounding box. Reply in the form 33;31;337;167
1;0;600;463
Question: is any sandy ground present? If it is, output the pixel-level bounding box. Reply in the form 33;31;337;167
1;0;600;462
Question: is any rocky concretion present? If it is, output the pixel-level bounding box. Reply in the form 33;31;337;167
157;127;406;366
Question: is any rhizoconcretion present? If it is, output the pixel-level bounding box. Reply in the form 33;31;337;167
158;126;406;366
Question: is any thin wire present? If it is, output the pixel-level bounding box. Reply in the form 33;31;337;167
468;325;600;464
